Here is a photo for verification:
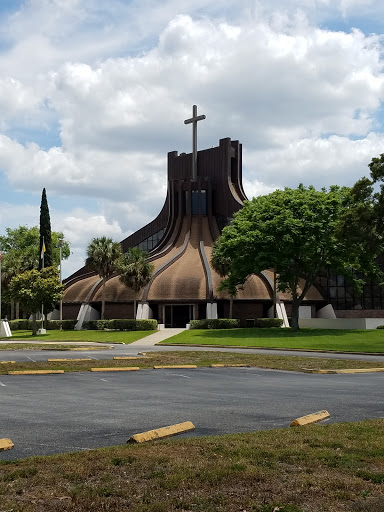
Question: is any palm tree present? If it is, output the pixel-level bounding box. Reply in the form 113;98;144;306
119;247;154;319
86;237;122;319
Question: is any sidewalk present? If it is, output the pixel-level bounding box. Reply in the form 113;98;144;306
129;328;185;347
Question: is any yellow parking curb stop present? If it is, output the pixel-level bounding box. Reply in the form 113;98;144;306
0;439;14;451
128;421;195;443
290;410;330;427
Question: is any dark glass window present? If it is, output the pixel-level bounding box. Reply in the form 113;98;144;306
137;228;166;252
191;190;207;215
315;269;384;310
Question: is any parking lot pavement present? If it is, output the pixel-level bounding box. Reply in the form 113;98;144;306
0;367;383;460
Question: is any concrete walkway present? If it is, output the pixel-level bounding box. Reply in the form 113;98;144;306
129;328;185;347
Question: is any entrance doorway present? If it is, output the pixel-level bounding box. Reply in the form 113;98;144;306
164;305;194;327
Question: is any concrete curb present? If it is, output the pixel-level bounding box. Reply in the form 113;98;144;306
0;438;14;451
153;365;197;369
159;343;384;356
0;361;16;364
70;347;113;351
113;356;144;360
210;363;251;368
90;367;140;372
128;421;195;443
48;358;92;362
8;370;65;375
290;410;330;426
302;368;384;374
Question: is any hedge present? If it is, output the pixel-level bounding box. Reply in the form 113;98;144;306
82;319;157;331
8;319;31;330
7;319;78;330
190;319;240;329
45;320;77;330
7;319;77;330
254;318;283;328
377;325;384;329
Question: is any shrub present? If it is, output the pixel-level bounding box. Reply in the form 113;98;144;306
8;319;31;330
45;319;77;330
109;319;157;331
190;319;240;329
82;319;157;331
254;318;283;328
82;320;110;330
377;325;384;329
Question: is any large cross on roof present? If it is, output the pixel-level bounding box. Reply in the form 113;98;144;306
184;105;206;181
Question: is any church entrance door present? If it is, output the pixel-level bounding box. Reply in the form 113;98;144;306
164;305;193;328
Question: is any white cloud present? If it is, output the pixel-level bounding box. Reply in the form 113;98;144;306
0;2;384;279
245;132;384;189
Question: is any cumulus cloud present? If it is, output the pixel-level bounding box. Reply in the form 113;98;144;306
0;1;384;278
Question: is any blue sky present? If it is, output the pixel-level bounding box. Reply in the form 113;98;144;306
0;0;383;277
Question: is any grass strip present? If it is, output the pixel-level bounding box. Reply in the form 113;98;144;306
162;327;384;353
0;329;155;344
0;344;104;351
1;351;384;375
0;419;383;511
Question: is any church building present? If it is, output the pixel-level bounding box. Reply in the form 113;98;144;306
63;106;328;327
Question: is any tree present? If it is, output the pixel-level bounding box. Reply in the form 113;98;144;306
85;237;122;319
9;267;64;335
336;154;384;279
119;247;154;319
39;188;53;269
211;240;243;319
213;184;374;330
0;226;70;318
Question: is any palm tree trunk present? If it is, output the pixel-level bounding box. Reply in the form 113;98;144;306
133;295;137;320
229;295;233;319
11;300;14;320
16;302;20;319
101;279;105;320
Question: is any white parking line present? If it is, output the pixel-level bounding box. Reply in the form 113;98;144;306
170;373;191;379
0;381;6;386
26;355;36;362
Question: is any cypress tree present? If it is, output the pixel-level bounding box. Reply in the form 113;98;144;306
39;188;53;269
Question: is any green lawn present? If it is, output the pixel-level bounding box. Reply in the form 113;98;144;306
162;328;384;353
0;329;155;344
1;419;383;511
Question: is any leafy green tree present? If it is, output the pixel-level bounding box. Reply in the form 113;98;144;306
0;226;70;318
211;240;242;319
336;154;384;278
213;184;374;330
85;237;123;319
9;267;64;335
119;247;154;319
39;188;53;269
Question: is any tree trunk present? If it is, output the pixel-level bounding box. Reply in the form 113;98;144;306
32;313;37;336
11;300;14;320
229;296;233;319
290;299;300;331
16;302;20;319
101;279;105;320
133;295;137;320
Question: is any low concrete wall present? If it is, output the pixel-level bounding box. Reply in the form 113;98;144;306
299;318;384;330
365;318;384;329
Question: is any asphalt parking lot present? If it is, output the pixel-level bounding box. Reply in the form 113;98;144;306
1;366;383;460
